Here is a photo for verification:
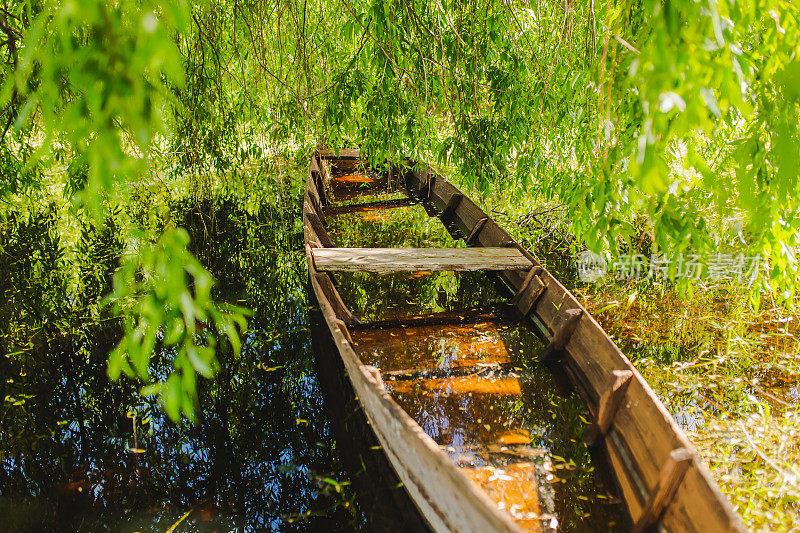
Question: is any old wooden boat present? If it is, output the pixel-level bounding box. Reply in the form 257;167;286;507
303;148;746;532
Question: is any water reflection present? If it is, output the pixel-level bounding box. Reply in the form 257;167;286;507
321;166;629;531
0;198;359;531
325;203;455;249
352;316;628;532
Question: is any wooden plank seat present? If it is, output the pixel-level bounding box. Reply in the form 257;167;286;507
317;148;362;158
312;247;534;273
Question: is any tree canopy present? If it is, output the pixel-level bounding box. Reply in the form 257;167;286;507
2;0;799;418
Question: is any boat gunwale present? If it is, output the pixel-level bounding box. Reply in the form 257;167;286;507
400;158;746;533
304;154;525;533
304;149;747;533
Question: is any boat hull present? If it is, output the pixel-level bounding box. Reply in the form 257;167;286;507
304;150;746;533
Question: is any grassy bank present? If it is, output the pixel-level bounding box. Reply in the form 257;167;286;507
482;193;800;531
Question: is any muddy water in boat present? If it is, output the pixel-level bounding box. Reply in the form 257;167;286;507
321;166;629;531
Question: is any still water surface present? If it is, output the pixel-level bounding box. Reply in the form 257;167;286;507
323;179;627;531
2;169;628;531
0;197;359;531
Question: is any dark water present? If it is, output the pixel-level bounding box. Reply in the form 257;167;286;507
351;317;627;531
0;198;359;532
1;169;627;531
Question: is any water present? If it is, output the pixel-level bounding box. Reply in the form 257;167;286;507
351;317;626;531
320;162;629;531
0;197;359;532
1;159;628;532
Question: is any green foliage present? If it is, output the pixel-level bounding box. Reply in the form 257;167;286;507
108;227;246;421
315;0;800;300
2;0;800;422
0;0;252;420
3;0;187;209
594;0;800;299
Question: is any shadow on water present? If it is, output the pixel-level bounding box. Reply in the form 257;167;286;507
2;177;628;531
0;197;361;532
307;287;431;533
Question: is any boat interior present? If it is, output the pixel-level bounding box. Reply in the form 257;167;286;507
311;153;628;531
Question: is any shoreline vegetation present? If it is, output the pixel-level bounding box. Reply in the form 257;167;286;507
2;0;799;530
487;194;800;530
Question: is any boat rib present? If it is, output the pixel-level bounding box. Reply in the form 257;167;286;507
304;149;746;533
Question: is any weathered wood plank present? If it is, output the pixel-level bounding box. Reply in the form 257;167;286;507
312;169;329;206
585;370;634;446
307;188;327;225
466;217;489;246
303;211;333;248
510;267;545;316
401;164;746;533
538;307;583;363
318;148;361;158
333;317;354;344
633;448;694;533
313;247;533;273
439;193;464;224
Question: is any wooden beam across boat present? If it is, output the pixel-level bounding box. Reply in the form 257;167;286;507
306;148;747;533
318;148;362;159
312;247;533;273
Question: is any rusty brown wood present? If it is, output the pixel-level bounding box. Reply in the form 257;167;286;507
466;217;489;246
511;273;546;318
632;448;694;533
509;268;537;307
308;189;327;226
312;272;360;325
585;370;634;446
317;148;361;158
350;307;502;331
538;307;583;363
304;212;333;248
312;169;328;207
439;193;464;225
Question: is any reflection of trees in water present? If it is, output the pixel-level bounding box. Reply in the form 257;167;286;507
0;198;358;532
485;326;628;531
328;205;505;321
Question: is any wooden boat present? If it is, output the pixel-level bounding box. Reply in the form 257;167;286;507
303;148;746;532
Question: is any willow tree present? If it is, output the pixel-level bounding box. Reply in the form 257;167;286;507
2;0;798;417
